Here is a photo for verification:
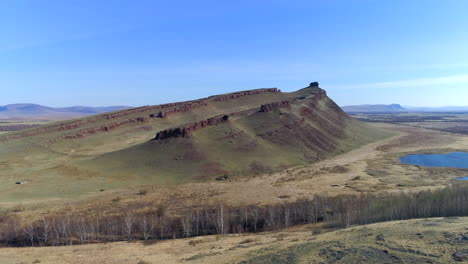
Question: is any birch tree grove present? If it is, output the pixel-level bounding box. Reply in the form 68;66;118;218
0;185;467;247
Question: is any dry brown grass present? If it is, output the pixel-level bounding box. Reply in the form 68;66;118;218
0;217;465;264
4;123;468;222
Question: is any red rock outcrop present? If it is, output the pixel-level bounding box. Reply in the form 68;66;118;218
259;100;291;112
152;101;209;118
152;88;279;118
1;87;280;142
154;115;229;140
62;116;150;139
103;106;158;120
209;88;279;102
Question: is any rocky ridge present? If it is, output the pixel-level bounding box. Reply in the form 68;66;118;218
154;115;230;140
1;88;282;142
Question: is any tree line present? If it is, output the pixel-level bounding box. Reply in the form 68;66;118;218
1;184;467;247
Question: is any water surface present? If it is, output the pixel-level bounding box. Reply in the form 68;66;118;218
400;152;468;169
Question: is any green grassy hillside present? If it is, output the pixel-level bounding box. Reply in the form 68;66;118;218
0;84;390;202
84;92;386;183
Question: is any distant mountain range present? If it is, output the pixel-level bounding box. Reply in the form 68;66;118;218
342;104;406;113
404;106;468;112
0;104;131;120
342;104;468;113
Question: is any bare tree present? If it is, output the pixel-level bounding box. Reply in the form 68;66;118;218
124;213;134;241
181;213;193;238
39;217;50;245
23;223;35;246
284;207;291;227
60;214;71;245
140;215;151;240
251;207;259;232
216;206;225;235
75;216;88;244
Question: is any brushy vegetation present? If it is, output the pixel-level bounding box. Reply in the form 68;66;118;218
1;184;466;247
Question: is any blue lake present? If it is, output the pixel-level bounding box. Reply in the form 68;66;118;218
400;152;468;180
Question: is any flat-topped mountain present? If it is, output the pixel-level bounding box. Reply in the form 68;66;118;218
0;82;387;200
0;103;130;120
342;104;406;113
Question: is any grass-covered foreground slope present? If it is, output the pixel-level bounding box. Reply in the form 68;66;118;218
241;217;468;264
0;217;465;264
0;83;390;201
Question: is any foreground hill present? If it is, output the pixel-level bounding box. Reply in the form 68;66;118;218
0;103;130;120
0;82;388;201
342;104;406;113
1;217;465;263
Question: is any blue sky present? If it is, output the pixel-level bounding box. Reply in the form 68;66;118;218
1;0;467;107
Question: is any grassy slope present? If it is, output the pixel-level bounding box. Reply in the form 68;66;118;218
0;217;465;264
82;93;389;184
240;217;467;264
1;91;290;156
0;86;391;202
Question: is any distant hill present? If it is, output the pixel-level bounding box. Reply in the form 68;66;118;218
0;82;389;200
0;104;130;120
342;104;406;113
342;104;468;113
404;106;468;112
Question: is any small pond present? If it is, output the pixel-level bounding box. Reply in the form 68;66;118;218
400;152;468;180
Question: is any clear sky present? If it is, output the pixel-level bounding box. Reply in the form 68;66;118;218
1;0;467;107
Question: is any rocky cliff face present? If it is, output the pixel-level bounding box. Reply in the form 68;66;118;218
154;115;230;140
63;116;150;139
1;88;281;142
152;101;209;118
259;100;291;112
153;88;280;118
209;88;280;101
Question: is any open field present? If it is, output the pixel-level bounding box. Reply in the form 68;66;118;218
0;119;51;132
0;104;130;121
2;122;468;222
1;217;466;264
352;112;468;135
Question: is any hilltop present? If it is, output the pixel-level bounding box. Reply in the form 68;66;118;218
0;82;387;201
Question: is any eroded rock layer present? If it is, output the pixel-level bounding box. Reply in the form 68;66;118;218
154;115;230;140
